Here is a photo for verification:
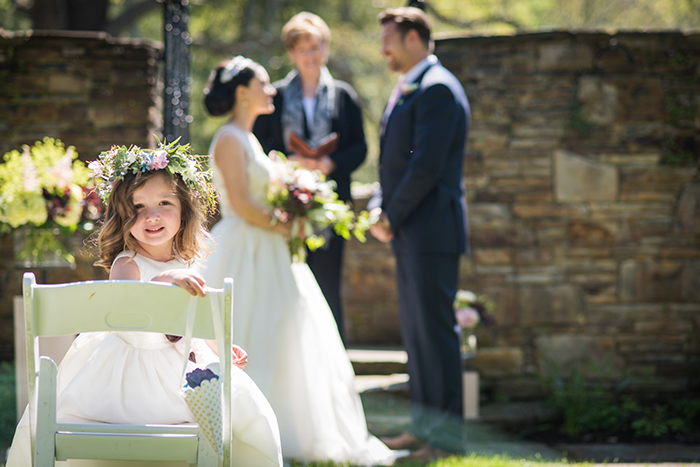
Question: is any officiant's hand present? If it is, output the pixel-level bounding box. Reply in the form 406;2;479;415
369;209;394;243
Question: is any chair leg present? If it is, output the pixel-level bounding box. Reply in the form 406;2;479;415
35;357;57;467
197;435;219;467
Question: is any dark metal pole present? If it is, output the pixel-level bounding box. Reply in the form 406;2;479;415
163;0;192;145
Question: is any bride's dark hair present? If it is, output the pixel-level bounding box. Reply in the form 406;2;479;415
203;58;260;116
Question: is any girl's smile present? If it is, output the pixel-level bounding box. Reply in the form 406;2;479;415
130;172;182;261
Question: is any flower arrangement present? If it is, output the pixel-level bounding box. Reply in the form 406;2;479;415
182;368;223;459
87;137;217;216
0;138;102;266
453;289;495;358
267;151;371;261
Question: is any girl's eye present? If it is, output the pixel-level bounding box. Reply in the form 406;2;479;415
134;204;144;210
160;200;171;206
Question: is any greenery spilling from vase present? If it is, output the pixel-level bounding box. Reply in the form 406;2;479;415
0;138;102;267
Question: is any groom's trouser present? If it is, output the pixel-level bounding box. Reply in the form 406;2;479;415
395;252;464;452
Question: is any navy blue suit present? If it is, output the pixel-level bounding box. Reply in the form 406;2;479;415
376;58;469;449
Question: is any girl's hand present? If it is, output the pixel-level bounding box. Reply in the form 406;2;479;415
232;345;248;369
152;269;206;297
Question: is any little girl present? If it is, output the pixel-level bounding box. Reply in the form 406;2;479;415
6;142;282;467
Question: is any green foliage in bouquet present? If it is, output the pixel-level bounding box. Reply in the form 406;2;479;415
267;151;370;261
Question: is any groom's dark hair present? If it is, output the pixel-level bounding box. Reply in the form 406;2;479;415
378;7;431;49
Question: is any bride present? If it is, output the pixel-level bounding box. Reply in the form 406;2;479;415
197;55;396;466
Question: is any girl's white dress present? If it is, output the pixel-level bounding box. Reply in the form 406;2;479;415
196;124;395;465
7;251;282;467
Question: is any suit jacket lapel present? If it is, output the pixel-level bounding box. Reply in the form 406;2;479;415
380;62;436;155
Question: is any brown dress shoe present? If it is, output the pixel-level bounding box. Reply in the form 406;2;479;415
380;432;425;450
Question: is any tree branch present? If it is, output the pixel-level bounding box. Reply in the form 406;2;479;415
105;0;160;37
425;3;521;30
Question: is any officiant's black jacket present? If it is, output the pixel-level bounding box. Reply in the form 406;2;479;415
253;79;366;203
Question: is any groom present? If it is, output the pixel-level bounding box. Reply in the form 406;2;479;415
369;6;470;459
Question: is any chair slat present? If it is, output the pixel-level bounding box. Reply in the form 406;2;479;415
55;432;199;463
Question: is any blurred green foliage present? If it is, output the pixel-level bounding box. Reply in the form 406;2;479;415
0;361;16;451
1;0;699;181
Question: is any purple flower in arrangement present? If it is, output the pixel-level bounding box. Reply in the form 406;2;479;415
185;368;219;388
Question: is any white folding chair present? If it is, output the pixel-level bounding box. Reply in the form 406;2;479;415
22;271;233;467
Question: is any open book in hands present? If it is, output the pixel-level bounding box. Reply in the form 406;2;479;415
288;132;339;159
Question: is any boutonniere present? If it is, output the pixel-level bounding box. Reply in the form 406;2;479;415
400;82;419;96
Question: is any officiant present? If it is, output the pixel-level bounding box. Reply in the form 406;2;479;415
253;11;366;342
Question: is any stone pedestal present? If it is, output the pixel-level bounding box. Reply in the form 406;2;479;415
463;370;479;420
13;296;75;421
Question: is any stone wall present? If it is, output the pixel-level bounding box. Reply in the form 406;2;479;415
0;31;160;359
343;30;700;399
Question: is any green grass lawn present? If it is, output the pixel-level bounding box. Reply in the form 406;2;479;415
285;453;583;467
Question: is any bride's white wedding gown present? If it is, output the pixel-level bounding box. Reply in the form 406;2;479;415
197;123;395;465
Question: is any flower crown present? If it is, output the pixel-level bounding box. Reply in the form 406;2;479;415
220;55;255;84
87;138;217;215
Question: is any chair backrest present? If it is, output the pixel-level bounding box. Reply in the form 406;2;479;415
22;272;234;466
25;277;221;338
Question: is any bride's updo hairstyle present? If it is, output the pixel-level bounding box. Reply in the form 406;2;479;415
204;56;261;116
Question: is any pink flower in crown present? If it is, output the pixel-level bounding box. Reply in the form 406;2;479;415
149;150;169;170
455;307;481;329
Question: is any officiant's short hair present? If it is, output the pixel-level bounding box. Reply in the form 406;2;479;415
282;12;331;50
378;7;432;48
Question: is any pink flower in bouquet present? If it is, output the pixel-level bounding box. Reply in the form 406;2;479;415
455;307;481;329
149;149;169;170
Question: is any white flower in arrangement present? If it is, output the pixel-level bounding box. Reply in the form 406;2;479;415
295;170;319;191
456;289;477;303
21;148;41;192
49;150;75;190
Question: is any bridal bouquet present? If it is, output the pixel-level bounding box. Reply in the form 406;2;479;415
267;151;370;261
182;368;223;460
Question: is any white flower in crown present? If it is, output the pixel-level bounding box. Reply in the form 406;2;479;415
125;149;138;164
220;55;255;84
182;159;198;183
